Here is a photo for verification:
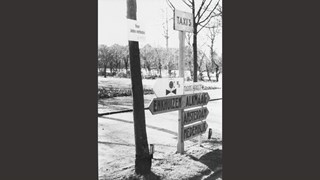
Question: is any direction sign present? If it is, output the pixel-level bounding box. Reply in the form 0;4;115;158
148;94;183;115
173;9;193;32
184;82;203;94
183;107;209;126
149;92;210;114
184;92;210;109
184;121;208;141
153;78;184;97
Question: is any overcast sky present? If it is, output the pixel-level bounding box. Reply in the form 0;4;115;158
98;0;222;56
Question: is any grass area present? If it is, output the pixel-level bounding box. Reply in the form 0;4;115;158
98;76;222;99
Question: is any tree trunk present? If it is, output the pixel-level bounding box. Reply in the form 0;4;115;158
109;62;113;75
125;62;128;74
159;62;162;77
127;0;151;175
206;64;211;81
192;0;198;82
103;64;107;78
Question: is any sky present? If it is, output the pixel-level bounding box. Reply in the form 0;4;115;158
98;0;222;56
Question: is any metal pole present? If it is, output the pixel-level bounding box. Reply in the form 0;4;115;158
177;31;185;154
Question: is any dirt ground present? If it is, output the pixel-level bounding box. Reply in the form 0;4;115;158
98;77;222;180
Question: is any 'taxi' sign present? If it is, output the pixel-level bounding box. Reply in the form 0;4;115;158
148;92;210;115
173;9;193;33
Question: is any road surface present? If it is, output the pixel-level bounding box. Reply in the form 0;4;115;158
98;99;222;176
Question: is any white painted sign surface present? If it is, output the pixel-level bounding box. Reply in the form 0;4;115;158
184;82;203;94
153;78;184;97
173;9;193;32
127;19;146;42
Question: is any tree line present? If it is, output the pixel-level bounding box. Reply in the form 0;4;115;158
98;43;221;81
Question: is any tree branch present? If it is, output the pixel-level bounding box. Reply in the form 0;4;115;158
196;0;207;22
198;0;220;24
198;0;213;20
182;0;192;8
166;0;175;10
198;15;214;33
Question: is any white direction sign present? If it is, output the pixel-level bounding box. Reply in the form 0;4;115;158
153;78;184;97
183;107;209;126
184;121;208;141
184;82;203;94
127;19;146;42
173;9;193;32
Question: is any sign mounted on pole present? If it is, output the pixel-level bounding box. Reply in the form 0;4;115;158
153;78;184;97
184;121;208;141
127;19;146;42
184;82;203;94
148;95;184;115
183;107;209;126
173;9;193;33
184;92;210;109
148;92;210;115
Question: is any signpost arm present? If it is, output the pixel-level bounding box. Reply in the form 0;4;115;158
177;31;185;154
127;0;151;174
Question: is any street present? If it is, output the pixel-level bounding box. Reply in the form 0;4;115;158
98;98;222;178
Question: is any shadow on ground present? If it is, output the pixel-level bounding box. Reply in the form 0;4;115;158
126;171;161;180
187;148;222;180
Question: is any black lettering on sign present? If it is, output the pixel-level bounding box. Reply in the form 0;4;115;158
179;17;183;24
153;97;181;112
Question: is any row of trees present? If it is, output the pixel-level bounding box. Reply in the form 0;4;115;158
98;43;221;80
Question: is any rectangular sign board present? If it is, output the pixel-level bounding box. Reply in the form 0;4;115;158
184;121;208;141
148;92;210;115
173;9;193;32
153;78;184;97
183;107;209;126
184;82;203;94
127;19;146;42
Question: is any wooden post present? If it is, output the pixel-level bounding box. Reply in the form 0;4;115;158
177;31;185;154
127;0;151;174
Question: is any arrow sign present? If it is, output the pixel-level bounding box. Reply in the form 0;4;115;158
149;92;210;115
153;78;184;97
183;121;208;141
148;94;184;115
183;107;209;126
184;92;210;109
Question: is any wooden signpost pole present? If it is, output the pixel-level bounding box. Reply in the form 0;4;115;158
127;0;151;174
177;31;185;154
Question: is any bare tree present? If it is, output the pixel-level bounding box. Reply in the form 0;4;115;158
205;5;222;81
172;0;221;82
98;45;110;78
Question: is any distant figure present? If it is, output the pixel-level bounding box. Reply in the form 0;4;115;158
215;67;220;82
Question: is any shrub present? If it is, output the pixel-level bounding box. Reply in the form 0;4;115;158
98;86;154;99
116;71;128;78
